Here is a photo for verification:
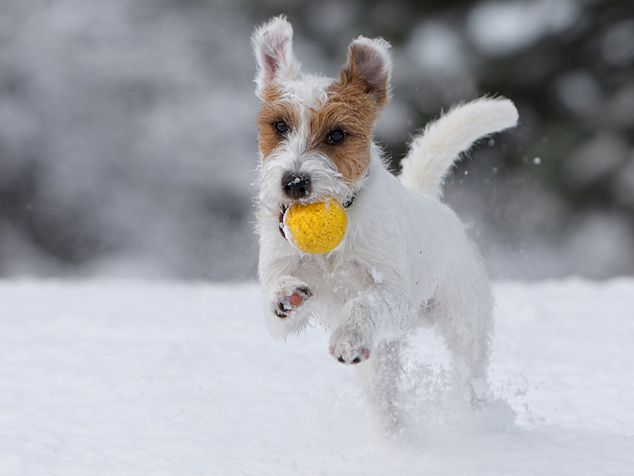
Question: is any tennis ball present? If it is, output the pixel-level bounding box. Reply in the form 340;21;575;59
283;199;347;254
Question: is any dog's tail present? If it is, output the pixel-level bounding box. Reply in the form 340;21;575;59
399;97;518;198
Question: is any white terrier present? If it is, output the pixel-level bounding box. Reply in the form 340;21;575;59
252;16;518;429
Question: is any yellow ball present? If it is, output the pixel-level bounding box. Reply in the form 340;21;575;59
283;199;347;254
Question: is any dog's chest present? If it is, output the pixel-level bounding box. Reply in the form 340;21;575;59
306;253;374;301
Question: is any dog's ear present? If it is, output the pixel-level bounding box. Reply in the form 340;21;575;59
252;16;301;99
339;37;392;107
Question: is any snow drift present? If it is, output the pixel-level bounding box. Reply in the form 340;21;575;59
1;278;633;475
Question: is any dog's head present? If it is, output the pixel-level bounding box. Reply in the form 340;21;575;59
252;16;392;211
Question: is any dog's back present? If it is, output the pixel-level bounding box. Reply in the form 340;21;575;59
399;97;518;198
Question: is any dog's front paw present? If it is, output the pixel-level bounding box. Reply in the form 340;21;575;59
264;276;313;340
329;325;372;365
269;275;312;319
274;286;311;319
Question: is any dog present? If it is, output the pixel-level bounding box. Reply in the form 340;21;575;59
252;16;518;430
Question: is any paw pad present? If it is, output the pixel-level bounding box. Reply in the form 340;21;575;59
275;287;310;319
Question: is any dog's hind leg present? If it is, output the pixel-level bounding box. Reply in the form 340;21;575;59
355;339;406;435
430;258;494;406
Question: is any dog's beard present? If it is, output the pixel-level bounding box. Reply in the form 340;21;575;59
257;150;357;215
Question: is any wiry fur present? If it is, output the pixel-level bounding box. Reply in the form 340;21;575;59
252;16;518;433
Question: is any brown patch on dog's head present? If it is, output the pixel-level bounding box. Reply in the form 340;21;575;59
306;37;393;184
339;37;392;108
307;83;381;184
255;87;299;159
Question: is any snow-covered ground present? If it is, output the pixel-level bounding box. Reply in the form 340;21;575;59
1;278;633;475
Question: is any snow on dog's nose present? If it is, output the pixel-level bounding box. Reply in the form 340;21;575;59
281;172;312;199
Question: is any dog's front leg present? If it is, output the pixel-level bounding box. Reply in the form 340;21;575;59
269;274;312;318
259;238;315;339
329;286;405;365
261;273;313;339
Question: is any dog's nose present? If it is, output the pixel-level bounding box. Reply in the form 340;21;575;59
281;172;311;199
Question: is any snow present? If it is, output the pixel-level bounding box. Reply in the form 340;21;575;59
1;278;633;475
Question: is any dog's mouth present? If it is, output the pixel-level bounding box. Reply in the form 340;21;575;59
277;193;357;241
278;204;288;240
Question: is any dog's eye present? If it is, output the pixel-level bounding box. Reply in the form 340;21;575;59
273;121;290;135
326;129;346;145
